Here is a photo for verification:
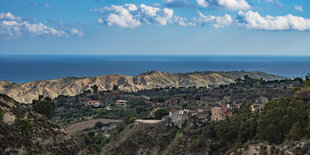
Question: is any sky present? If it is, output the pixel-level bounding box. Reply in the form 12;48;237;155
0;0;310;55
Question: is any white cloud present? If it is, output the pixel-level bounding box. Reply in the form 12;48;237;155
196;0;208;7
44;3;51;8
0;12;21;21
173;16;196;26
196;0;250;10
94;4;192;28
295;5;303;12
266;0;282;7
70;28;84;36
0;12;83;39
196;12;233;28
237;11;310;31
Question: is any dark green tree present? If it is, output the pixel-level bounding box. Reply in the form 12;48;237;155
154;108;169;119
113;85;119;91
215;102;258;145
287;122;303;141
16;118;34;138
32;95;56;119
94;121;104;129
257;97;306;144
0;108;3;121
91;85;99;93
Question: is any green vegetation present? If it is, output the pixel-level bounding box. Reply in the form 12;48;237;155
15;118;34;138
214;102;258;145
91;85;99;93
154;108;169;119
32;95;56;119
258;97;306;144
113;85;119;91
48;74;310;153
0;108;3;120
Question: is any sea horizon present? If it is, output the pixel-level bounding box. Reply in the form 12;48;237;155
1;55;310;83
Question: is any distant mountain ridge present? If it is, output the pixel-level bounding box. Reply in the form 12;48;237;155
0;71;284;103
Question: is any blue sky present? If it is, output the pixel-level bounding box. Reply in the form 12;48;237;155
0;0;310;55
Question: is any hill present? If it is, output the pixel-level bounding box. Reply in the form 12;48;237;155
0;71;283;103
0;94;94;154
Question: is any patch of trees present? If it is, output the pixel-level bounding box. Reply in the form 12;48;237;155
32;95;56;119
91;85;99;93
258;97;307;144
154;108;169;119
213;83;310;148
15;118;34;138
113;85;119;91
0;108;3;121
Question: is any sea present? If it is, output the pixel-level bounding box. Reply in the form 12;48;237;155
1;55;310;83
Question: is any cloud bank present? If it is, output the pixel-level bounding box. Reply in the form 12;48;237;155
237;11;310;31
196;12;233;28
196;0;251;10
0;12;83;39
94;4;310;32
94;4;194;28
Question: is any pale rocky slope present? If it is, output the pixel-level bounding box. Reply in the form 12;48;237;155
0;71;283;103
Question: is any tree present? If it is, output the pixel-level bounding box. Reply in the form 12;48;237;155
215;101;258;145
113;85;119;91
0;108;3;121
32;95;56;119
257;97;306;144
287;122;303;141
135;106;146;114
128;116;136;123
94;121;104;129
154;108;169;119
306;73;310;81
16;118;34;138
91;85;99;93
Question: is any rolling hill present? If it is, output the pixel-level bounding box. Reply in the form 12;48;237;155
0;71;284;103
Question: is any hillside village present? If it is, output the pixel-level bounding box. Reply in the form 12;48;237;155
2;74;310;154
52;75;301;130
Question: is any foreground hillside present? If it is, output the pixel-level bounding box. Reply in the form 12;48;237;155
102;79;310;155
0;71;283;103
0;94;94;154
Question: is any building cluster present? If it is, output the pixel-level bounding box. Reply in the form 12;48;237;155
163;107;212;128
85;99;128;109
163;103;265;128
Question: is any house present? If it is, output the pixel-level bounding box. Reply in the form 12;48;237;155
211;106;232;121
86;100;101;108
196;108;211;123
115;100;127;108
251;104;264;113
169;109;189;128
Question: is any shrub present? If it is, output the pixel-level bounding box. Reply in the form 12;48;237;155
32;95;56;119
128;116;136;123
0;108;3;120
154;108;169;119
16;118;34;138
94;121;104;129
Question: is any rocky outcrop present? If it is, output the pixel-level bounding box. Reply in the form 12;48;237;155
0;71;283;103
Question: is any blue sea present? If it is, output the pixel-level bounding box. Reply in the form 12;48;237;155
1;55;310;83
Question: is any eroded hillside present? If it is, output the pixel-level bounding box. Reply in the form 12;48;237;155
0;71;283;103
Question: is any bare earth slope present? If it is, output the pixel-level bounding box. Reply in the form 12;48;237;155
0;71;283;103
